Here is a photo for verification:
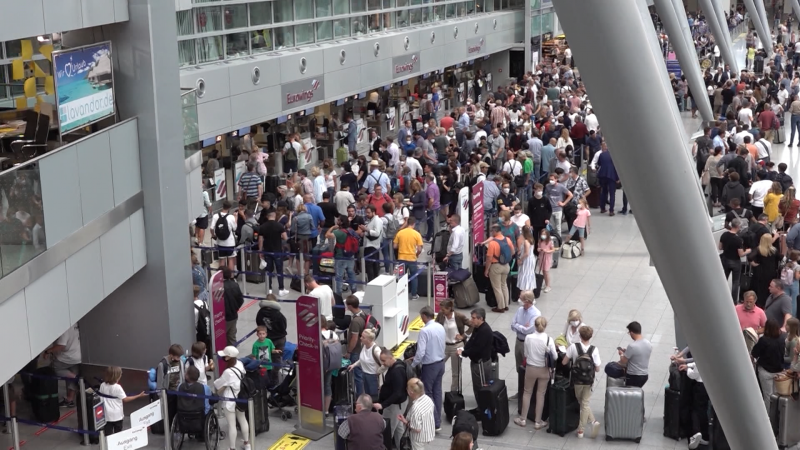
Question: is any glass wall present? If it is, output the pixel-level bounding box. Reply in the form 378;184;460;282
0;164;46;277
176;0;517;66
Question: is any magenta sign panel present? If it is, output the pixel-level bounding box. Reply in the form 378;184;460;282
296;295;323;413
472;181;485;261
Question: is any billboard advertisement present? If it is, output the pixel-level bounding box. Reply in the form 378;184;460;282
53;42;115;135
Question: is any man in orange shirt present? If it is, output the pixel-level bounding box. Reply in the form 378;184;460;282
743;136;758;164
485;224;514;313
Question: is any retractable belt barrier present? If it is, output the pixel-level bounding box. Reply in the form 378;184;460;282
0;415;101;436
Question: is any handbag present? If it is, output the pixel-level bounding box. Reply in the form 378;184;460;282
741;264;754;291
399;402;413;450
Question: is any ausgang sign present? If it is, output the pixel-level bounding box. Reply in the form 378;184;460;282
281;77;324;110
466;37;486;56
392;53;421;79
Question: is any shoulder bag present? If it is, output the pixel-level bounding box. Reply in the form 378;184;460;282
399;401;414;450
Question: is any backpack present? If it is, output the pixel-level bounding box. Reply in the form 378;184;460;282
187;355;208;370
493;237;513;265
230;368;256;412
384;214;399;240
322;339;343;372
451;409;479;441
153;357;185;391
571;344;596;385
402;360;416;380
194;302;211;343
731;209;750;236
511;161;526;188
336;229;360;257
214;213;232;241
358;311;382;338
781;265;794;286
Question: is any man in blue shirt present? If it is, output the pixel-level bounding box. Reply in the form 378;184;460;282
527;132;544;182
508;292;540;400
483;175;501;217
360;160;391;194
412;306;446;430
458;107;470;131
303;193;325;242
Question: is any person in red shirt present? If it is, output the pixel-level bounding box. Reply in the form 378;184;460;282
366;184;392;217
736;291;767;333
756;107;777;142
440;113;455;132
570;117;589;165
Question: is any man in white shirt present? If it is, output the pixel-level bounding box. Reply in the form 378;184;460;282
406;152;424;179
733;126;753;146
778;85;789;107
749;173;773;216
584;110;599;132
387;137;401;167
361;205;384;281
502;152;523;177
305;274;334;321
754;133;772;163
444;214;466;270
738;105;754;127
210;201;238;271
334;183;356;217
45;325;82;407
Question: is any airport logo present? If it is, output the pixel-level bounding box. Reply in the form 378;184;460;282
282;78;325;110
467;37;485;55
392;54;422;79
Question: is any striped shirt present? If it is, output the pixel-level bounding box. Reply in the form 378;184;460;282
239;172;262;198
407;395;435;444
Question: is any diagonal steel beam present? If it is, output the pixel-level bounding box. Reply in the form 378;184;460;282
701;0;740;73
744;0;774;56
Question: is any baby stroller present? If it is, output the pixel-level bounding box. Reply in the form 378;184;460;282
267;343;298;420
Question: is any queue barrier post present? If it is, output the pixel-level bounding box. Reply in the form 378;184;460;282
299;251;306;295
2;384;10;434
11;417;20;450
427;261;432;307
99;429;107;450
247;397;256;450
360;247;366;286
239;250;248;297
160;389;171;450
78;377;89;446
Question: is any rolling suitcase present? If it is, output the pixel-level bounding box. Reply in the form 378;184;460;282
473;264;491;294
484;285;498;308
331;369;354;412
333;404;352;450
709;406;730;450
516;368;549;421
507;275;521;304
476;366;509;436
774;125;786;144
604;387;644;443
606;376;626;388
663;387;681;440
768;393;800;449
76;388;103;444
444;358;465;422
245;250;265;283
451;278;480;309
252;388;270;435
546;376;580;437
431;230;451;266
30;367;59;424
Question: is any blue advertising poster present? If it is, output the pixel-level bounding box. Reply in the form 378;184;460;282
53;42;115;135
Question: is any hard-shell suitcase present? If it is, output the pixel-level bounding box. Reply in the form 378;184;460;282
30;367;59;424
663;387;681;440
604;387;644;443
331;368;354;411
484;285;497;308
709;407;730;450
252;388;270;435
245;250;265;283
476;366;509;436
768;393;800;448
473;263;490;293
775;125;786;144
546;376;580;437
451;278;480;309
444;358;465;421
76;389;103;444
334;404;352;450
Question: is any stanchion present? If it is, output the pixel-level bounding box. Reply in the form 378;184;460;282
11;417;20;450
360;247;366;285
2;384;10;434
299;251;306;295
427;262;432;307
160;389;171;450
239;250;248;296
99;429;107;450
78;377;89;446
247;398;256;449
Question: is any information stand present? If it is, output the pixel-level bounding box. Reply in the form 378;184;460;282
363;274;410;349
294;295;332;440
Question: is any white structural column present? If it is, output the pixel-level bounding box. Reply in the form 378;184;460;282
656;0;714;121
550;1;779;450
744;0;774;55
701;0;740;73
791;0;800;25
711;0;732;50
755;0;772;43
524;0;532;72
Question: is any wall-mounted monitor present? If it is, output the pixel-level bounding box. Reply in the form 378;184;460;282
52;41;115;136
201;137;216;147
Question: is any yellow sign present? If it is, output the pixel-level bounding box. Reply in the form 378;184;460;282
268;434;310;450
408;315;424;332
393;340;415;359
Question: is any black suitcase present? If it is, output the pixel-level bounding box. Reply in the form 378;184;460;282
148;393;166;435
444;358;465;422
290;277;302;293
30;367;59;424
265;175;280;196
333;404;352;450
452;409;479;443
533;273;544;298
252;388;270;435
330;370;354;412
431;230;451;264
546;376;580;437
668;364;681;392
663;387;681;440
708;407;730;450
245;249;265;283
473;263;490;294
476;367;508;436
76;389;102;444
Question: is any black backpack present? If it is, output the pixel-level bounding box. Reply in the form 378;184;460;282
230;368;257;412
215;213;232;241
571;345;596;385
194;302;211;343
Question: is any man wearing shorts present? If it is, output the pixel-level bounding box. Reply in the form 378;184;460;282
211;201;238;271
194;182;212;245
44;325;81;407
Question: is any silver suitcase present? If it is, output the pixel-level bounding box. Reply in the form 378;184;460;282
606;376;626;388
769;394;800;448
604;387;644;443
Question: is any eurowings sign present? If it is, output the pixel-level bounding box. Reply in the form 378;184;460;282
281;77;324;110
392;53;421;79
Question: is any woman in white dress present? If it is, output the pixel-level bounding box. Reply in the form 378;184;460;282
517;226;538;291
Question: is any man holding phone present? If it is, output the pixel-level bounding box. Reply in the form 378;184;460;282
617;321;652;388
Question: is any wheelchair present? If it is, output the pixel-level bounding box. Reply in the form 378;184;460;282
170;410;221;450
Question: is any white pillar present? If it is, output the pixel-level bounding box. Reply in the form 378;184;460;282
701;0;741;72
744;0;774;55
791;0;800;23
550;1;779;450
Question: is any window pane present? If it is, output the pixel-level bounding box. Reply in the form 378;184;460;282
396;10;408;27
5;41;21;58
396;0;408;7
368;14;381;32
352;0;366;13
316;21;333;42
493;0;502;10
484;0;494;11
252;29;274;53
177;11;194;36
434;5;444;19
274;26;294;48
295;0;314;20
464;0;474;13
334;0;349;15
197;36;223;63
410;0;420;6
317;0;332;18
383;0;395;8
334;18;350;38
0;66;7;99
368;0;381;10
351;16;367;35
250;2;273;25
446;3;456;17
382;11;395;29
421;6;432;22
178;40;196;66
196;7;223;32
274;0;293;23
226;32;249;57
296;23;314;45
409;8;421;25
224;5;248;29
457;3;465;16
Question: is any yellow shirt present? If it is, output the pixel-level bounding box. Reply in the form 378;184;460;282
747;48;756;60
393;227;423;262
764;192;782;222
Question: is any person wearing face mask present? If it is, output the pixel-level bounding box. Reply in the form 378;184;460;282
496;182;518;212
527;183;552;243
563;309;587;345
568;199;591;254
510;204;531;229
544;172;572;238
401;132;417;156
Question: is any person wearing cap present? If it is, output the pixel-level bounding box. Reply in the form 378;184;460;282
361;160;390;195
214;346;251;450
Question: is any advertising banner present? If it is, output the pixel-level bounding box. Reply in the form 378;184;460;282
214;168;226;200
281;77;324;111
457;186;470;269
296;295;325;432
396;273;410;342
53;42;115;135
209;270;227;364
471;181;485;262
388;107;396;131
433;272;448;313
392;53;421;80
233;161;245;195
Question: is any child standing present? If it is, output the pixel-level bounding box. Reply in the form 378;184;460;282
568;198;591;254
185;342;214;385
537;229;555;293
99;367;146;435
251;326;276;364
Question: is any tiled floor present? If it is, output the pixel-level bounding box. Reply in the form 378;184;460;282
7;28;800;450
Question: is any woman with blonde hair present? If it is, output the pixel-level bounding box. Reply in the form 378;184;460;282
516;316;557;429
749;233;781;307
555;127;573;153
764;181;783;224
563;309;587;345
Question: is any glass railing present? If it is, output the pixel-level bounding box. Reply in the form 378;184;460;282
182;88;199;150
0;161;45;276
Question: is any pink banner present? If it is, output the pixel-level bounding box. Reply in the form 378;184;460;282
209;270;226;359
472;181;485;262
296;295;324;413
433;272;448;313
